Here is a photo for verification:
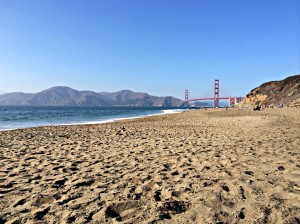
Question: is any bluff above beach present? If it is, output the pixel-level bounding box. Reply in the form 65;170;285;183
239;74;300;107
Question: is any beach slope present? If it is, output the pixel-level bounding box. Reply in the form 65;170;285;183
0;108;299;223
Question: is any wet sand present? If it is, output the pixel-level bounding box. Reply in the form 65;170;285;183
0;108;299;223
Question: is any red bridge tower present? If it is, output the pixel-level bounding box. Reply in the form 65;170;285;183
214;79;220;108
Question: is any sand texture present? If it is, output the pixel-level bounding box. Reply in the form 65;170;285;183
0;108;299;223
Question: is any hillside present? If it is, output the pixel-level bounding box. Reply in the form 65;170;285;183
239;74;300;107
102;90;183;107
0;92;34;106
0;87;183;107
29;87;112;106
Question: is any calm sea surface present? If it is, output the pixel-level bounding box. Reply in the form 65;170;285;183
0;106;186;131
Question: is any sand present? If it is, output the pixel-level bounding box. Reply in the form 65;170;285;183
0;108;299;223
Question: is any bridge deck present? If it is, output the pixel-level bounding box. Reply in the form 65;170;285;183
186;97;238;102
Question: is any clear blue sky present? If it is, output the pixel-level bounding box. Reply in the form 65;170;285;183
0;0;299;99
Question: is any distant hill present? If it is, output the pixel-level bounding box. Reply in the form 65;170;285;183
29;86;111;106
0;92;34;105
0;86;183;107
103;90;183;107
239;74;300;107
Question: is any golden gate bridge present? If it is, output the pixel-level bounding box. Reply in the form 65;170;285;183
184;79;244;108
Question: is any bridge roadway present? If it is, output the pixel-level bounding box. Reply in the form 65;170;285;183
186;97;233;102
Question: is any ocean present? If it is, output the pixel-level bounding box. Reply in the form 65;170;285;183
0;106;186;131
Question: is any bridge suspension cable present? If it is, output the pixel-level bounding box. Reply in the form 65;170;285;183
184;79;244;107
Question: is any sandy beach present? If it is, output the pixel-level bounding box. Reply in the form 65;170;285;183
0;108;299;223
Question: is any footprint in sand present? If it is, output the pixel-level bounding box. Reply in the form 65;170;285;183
34;207;50;221
13;198;26;207
93;201;142;222
158;201;190;220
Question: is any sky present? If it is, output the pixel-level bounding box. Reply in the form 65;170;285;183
0;0;299;99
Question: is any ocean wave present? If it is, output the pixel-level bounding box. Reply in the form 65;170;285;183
161;109;187;114
0;107;187;131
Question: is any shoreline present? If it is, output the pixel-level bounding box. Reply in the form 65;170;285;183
3;106;297;132
0;108;299;223
0;108;187;132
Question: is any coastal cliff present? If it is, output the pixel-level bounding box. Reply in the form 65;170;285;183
239;74;300;107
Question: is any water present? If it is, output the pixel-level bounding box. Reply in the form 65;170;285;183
0;106;186;131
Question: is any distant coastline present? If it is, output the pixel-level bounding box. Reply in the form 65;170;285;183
0;87;183;107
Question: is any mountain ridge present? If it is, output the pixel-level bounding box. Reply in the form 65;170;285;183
0;86;183;107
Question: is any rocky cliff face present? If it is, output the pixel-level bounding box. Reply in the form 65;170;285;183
239;74;300;107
